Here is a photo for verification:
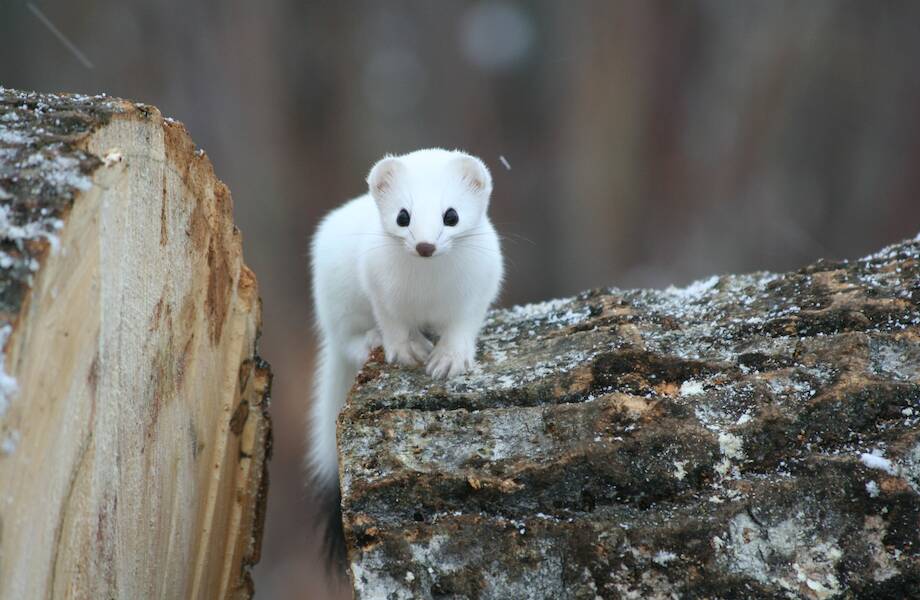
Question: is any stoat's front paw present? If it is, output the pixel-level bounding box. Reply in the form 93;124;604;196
365;328;383;350
426;343;474;379
384;336;433;367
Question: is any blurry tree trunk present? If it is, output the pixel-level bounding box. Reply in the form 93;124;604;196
554;2;920;292
340;236;920;599
0;88;271;599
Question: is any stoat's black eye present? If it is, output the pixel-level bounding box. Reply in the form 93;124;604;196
443;208;459;226
396;209;410;227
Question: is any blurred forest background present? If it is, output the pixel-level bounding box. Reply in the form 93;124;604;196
3;1;920;598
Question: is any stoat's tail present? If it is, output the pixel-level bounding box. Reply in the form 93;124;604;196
309;341;355;486
307;341;356;573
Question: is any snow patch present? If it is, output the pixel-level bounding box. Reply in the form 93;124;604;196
719;432;745;460
665;275;720;300
32;153;92;191
0;430;19;455
903;442;920;495
350;556;415;600
652;550;678;565
860;450;897;475
680;379;705;396
722;511;843;600
0;127;29;145
0;324;17;419
503;297;591;328
673;460;687;481
0;204;63;256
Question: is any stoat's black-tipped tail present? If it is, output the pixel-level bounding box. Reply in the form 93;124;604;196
312;475;347;577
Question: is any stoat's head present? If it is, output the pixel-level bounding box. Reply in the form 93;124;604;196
367;148;492;258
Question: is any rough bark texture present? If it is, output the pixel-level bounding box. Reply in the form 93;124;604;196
340;237;920;599
0;88;271;599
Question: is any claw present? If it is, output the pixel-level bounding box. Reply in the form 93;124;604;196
408;335;434;363
425;344;474;379
384;334;433;367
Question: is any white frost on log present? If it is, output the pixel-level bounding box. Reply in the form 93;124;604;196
340;236;920;600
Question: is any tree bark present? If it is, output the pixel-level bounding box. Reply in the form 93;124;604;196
0;88;271;599
340;237;920;599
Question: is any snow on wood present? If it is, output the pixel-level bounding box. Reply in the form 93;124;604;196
340;235;920;599
0;88;271;599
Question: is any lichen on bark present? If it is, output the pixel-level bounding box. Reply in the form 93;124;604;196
340;236;920;600
0;87;119;321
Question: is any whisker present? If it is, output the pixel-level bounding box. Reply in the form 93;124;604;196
455;243;507;258
451;232;494;242
457;244;517;271
356;242;403;261
340;232;396;238
498;232;536;246
488;224;538;246
451;231;534;247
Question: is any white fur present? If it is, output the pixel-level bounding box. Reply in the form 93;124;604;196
308;148;503;485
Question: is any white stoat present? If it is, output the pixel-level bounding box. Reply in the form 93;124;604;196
308;148;503;489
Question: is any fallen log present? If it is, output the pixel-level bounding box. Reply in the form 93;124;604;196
0;88;270;599
340;235;920;599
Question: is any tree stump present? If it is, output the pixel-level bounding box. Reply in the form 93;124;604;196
0;88;271;599
340;236;920;599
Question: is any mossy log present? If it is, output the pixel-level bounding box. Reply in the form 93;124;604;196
340;236;920;599
0;88;271;599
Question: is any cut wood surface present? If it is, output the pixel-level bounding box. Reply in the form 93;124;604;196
340;236;920;599
0;88;271;599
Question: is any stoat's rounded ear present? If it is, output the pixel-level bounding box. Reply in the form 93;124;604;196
452;154;492;198
367;156;405;203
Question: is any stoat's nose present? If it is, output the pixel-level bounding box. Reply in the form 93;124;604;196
415;242;436;257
